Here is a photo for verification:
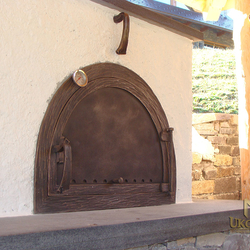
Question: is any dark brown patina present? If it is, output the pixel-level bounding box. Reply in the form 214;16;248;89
34;63;176;213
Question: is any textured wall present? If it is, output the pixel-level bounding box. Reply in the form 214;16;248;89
192;114;240;200
0;0;192;216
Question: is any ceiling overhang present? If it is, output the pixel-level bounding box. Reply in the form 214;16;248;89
91;0;203;42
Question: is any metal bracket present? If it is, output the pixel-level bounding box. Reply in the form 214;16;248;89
160;128;174;142
114;12;130;54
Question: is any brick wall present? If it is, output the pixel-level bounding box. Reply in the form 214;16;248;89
192;113;241;200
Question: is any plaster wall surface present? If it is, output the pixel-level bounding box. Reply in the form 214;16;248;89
0;0;192;217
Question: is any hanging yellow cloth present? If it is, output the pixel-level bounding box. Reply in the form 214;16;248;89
176;0;235;21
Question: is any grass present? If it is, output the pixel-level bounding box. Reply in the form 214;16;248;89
192;49;238;114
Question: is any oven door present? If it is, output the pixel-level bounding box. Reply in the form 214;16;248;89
35;63;175;213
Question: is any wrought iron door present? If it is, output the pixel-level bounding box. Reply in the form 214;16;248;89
35;63;176;213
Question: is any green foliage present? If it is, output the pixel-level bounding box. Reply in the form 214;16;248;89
192;49;238;114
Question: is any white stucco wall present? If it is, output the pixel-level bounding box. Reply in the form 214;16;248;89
0;0;192;217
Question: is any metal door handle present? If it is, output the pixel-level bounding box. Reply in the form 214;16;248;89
53;137;72;193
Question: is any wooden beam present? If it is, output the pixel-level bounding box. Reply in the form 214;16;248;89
91;0;203;42
203;39;229;49
200;26;209;32
217;31;225;37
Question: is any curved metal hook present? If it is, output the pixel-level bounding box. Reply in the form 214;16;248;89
114;12;130;54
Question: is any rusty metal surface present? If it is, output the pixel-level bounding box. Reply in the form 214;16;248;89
35;63;176;213
63;87;163;184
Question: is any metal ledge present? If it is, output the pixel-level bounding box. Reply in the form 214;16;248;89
0;200;244;250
